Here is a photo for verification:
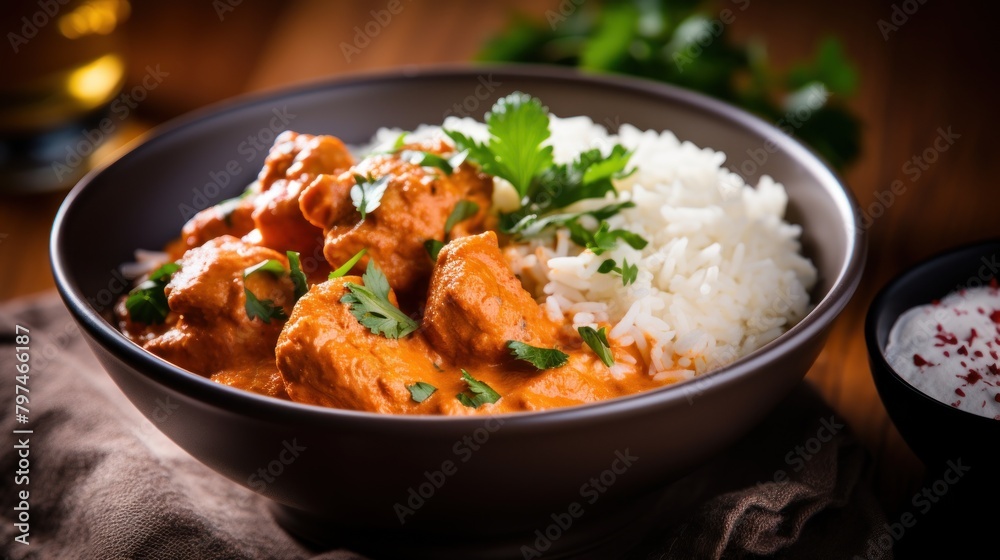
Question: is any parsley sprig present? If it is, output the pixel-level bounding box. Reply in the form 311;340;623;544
457;370;502;408
445;92;647;254
351;173;391;220
125;262;180;324
598;258;639;286
243;259;288;324
579;325;614;367
425;199;481;261
507;341;569;370
407;381;437;403
340;260;419;339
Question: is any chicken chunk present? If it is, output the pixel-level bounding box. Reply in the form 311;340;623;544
119;236;293;399
276;277;471;414
300;141;493;297
423;231;556;365
250;132;355;256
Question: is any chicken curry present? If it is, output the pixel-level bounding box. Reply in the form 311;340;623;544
117;97;677;415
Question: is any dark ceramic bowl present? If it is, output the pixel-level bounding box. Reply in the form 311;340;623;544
865;239;1000;472
51;66;865;559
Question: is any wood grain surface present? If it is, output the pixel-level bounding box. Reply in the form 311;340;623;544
1;0;996;524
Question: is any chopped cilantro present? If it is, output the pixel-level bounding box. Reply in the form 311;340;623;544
424;239;445;261
286;251;309;301
407;381;438;403
329;248;367;279
579;325;614;367
351;174;391;220
507;341;569;370
125;262;180;324
340;260;419;339
456;369;502;408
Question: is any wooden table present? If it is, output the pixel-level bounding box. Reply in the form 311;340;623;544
2;0;996;523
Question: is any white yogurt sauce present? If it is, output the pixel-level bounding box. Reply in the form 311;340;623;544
886;284;1000;420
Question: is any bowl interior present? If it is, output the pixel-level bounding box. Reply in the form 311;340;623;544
866;239;1000;465
52;66;861;414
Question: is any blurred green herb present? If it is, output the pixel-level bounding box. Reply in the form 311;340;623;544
478;0;860;169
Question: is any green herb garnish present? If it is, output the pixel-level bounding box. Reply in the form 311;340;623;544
244;259;285;278
598;258;639;286
399;150;456;175
579;325;614;367
125;262;180;324
446;92;554;197
507;341;569;370
424;239;445;261
456;369;502;408
286;251;309;301
243;259;288;324
244;289;288;324
407;381;438;403
329;248;367;279
445;93;644;255
444;200;480;233
351;174;390;220
341;260;419;339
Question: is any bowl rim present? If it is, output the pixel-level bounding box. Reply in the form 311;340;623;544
865;237;1000;427
51;63;867;428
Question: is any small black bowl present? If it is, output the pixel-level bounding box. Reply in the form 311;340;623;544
865;239;1000;472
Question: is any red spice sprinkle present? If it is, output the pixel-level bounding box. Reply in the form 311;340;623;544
995;393;1000;403
957;345;969;356
989;364;1000;376
961;361;968;367
960;370;983;385
912;354;931;367
991;350;999;360
968;328;978;344
992;277;999;289
975;350;984;358
944;351;951;357
932;299;941;307
955;388;966;397
935;333;958;345
936;323;943;332
991;310;1000;324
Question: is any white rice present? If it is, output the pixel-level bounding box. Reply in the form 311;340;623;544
369;115;818;380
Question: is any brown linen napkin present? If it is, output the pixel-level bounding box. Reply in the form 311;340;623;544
0;294;890;560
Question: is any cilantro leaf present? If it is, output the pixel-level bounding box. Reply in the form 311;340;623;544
399;150;455;175
340;260;419;339
244;259;285;278
351;174;391;220
597;258;639;286
243;259;288;323
125;263;180;324
407;381;437;403
579;326;614;367
507;341;569;370
456;369;502;408
392;131;409;150
424;239;445;261
620;258;638;286
329;248;367;279
286;251;309;301
244;288;287;324
148;262;180;282
444;200;480;234
446;92;553;198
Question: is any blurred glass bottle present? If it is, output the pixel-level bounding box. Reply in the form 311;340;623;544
0;0;130;194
